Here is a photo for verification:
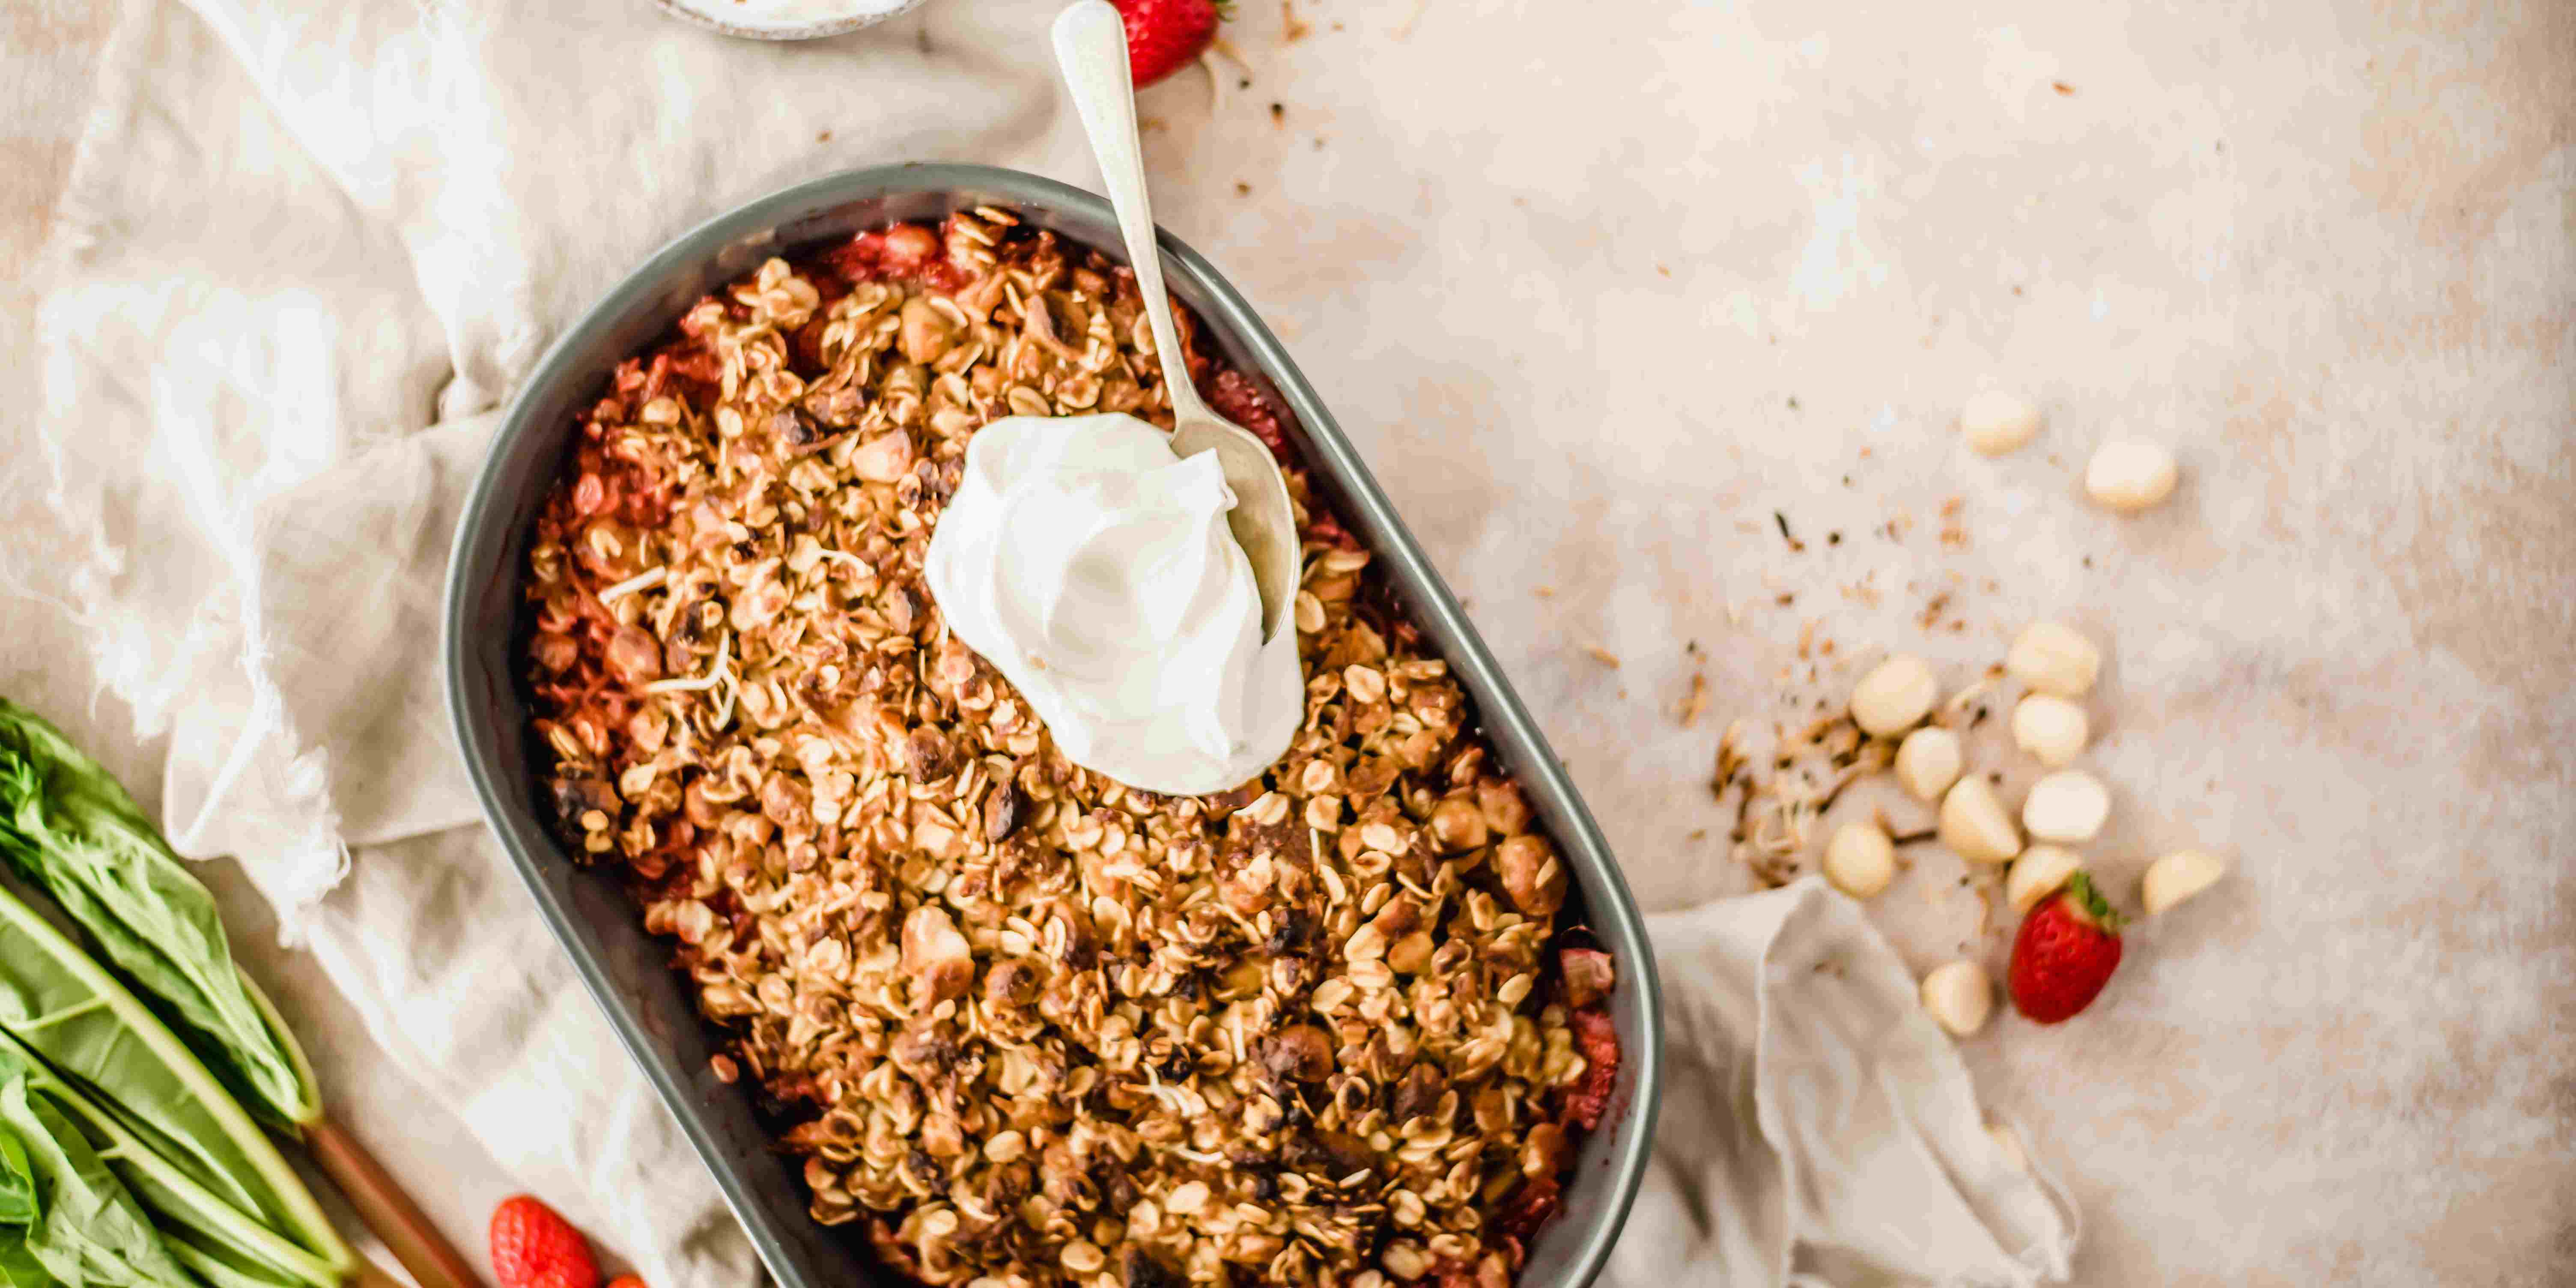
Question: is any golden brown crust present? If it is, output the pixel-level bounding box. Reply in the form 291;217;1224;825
519;212;1614;1288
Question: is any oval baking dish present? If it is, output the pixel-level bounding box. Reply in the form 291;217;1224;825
443;161;1662;1288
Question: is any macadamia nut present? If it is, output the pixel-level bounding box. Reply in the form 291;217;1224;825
2006;844;2084;914
1939;776;2022;865
2142;849;2227;915
2085;440;2178;512
2006;620;2102;697
1895;726;1965;801
1824;822;1897;900
1851;654;1940;738
2012;694;2090;767
1961;391;2042;456
1921;960;1994;1036
2022;771;2110;843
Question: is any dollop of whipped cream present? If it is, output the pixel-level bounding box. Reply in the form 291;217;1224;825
924;414;1302;795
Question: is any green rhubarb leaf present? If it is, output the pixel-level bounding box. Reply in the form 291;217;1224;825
0;1074;198;1288
0;704;320;1134
0;883;346;1280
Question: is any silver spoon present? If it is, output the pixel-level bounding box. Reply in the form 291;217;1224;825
1051;0;1301;638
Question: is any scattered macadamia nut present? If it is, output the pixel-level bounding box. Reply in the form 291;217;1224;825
1921;960;1995;1036
2006;620;2102;698
1986;1121;2029;1173
2006;844;2084;914
1852;654;1940;737
2022;771;2111;843
1895;726;1965;801
2012;694;2090;767
1939;776;2022;865
1825;822;1898;900
1961;390;2042;456
2085;440;2179;512
2142;849;2228;915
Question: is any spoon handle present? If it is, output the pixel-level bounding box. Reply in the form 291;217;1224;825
1051;0;1208;421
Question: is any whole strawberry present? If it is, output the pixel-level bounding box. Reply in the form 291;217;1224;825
1114;0;1225;88
2007;871;2125;1023
489;1196;599;1288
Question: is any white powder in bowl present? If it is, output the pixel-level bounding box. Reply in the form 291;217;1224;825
661;0;927;38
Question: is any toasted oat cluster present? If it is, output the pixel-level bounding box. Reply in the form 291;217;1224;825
521;211;1618;1288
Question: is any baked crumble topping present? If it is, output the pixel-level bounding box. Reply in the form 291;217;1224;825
519;209;1619;1288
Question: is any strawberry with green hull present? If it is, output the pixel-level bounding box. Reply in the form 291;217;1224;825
2007;871;2126;1023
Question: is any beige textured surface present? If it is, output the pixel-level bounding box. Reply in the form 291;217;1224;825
5;0;2572;1284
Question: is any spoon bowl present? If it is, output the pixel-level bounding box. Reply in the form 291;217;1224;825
1051;0;1303;638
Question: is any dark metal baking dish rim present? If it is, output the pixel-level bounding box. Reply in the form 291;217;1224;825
444;160;1664;1288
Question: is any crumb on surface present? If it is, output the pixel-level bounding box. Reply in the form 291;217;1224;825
1774;511;1805;552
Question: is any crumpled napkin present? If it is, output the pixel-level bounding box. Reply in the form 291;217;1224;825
36;1;2075;1285
1610;881;2076;1288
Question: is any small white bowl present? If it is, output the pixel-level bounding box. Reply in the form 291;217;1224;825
653;0;930;40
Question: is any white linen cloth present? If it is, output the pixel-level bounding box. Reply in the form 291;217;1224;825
1619;883;2075;1288
34;2;2075;1285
